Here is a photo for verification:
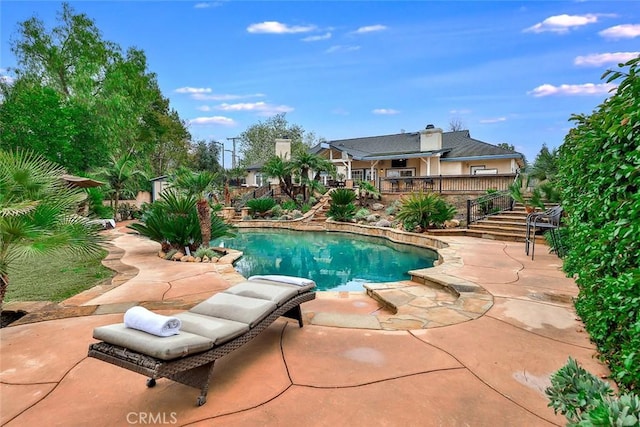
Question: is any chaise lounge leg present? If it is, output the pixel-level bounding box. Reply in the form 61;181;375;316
283;305;304;327
164;361;217;406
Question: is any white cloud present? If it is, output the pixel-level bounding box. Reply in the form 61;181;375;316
599;24;640;39
449;109;472;115
189;116;237;126
575;52;640;66
302;32;332;42
325;45;361;54
194;2;217;8
0;69;14;85
528;83;617;97
247;21;316;34
524;14;599;33
197;105;212;112
353;24;387;34
372;108;399;115
191;92;265;101
216;101;294;116
175;87;212;94
479;117;507;124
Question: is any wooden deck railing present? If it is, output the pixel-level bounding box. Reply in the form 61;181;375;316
379;174;517;194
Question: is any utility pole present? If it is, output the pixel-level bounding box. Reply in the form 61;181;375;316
214;141;225;170
226;137;241;168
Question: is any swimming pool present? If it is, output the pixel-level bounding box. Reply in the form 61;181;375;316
212;229;438;291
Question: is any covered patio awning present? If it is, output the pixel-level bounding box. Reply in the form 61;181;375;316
61;174;105;188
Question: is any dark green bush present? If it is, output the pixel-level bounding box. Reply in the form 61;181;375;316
128;189;235;251
246;197;276;216
327;188;356;222
396;191;456;230
557;56;640;391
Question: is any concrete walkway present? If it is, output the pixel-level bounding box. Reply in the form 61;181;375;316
0;225;610;426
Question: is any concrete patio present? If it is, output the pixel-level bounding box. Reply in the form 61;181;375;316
0;224;610;426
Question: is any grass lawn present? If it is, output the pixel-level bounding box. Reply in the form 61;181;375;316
5;250;115;303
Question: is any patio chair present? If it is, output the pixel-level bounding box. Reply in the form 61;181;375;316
525;205;563;260
88;275;316;406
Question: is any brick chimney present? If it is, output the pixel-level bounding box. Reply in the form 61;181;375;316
419;125;443;151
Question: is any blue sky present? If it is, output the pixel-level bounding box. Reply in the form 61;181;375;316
1;1;639;166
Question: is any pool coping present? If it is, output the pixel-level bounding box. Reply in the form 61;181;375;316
233;220;494;330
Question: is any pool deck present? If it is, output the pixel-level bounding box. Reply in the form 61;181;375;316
0;223;611;426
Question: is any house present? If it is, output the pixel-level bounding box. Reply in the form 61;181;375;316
313;125;524;194
245;126;524;194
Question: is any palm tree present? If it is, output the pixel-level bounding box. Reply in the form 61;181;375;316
291;152;335;203
172;170;220;247
262;155;296;202
95;154;147;220
0;149;103;306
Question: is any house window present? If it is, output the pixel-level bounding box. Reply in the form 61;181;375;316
351;170;364;181
255;173;264;186
387;168;415;177
391;159;407;168
365;169;377;181
470;165;486;175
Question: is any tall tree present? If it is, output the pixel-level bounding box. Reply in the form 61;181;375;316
238;113;315;167
0;149;103;306
189;140;223;172
4;2;189;171
530;143;559;183
448;117;465;132
496;143;515;151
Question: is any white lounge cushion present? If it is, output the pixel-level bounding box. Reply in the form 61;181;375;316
93;323;214;361
248;275;316;294
223;282;299;306
175;312;249;345
189;293;277;327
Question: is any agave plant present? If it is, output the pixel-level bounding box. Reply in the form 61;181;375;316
396;192;456;230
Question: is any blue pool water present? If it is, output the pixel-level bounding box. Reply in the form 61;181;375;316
212;229;437;291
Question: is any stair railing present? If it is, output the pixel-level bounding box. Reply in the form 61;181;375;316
466;191;514;226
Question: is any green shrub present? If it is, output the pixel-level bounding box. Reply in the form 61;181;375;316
385;200;401;216
355;208;370;220
164;249;177;260
281;200;297;211
117;202;138;220
270;204;283;217
246;197;276;216
301;203;311;213
194;247;216;259
327;188;357;222
557;56;640;391
396;192;456;230
547;357;639;426
128;189;235;251
85;187;113;218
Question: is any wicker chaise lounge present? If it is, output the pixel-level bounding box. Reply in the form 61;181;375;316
88;275;316;406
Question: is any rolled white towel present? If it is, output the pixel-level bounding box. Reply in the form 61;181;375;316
248;275;315;287
123;306;181;337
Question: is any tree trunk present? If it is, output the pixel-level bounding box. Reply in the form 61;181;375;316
196;199;211;247
0;273;8;308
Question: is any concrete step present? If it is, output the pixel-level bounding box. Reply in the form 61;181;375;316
468;224;527;234
474;220;528;229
